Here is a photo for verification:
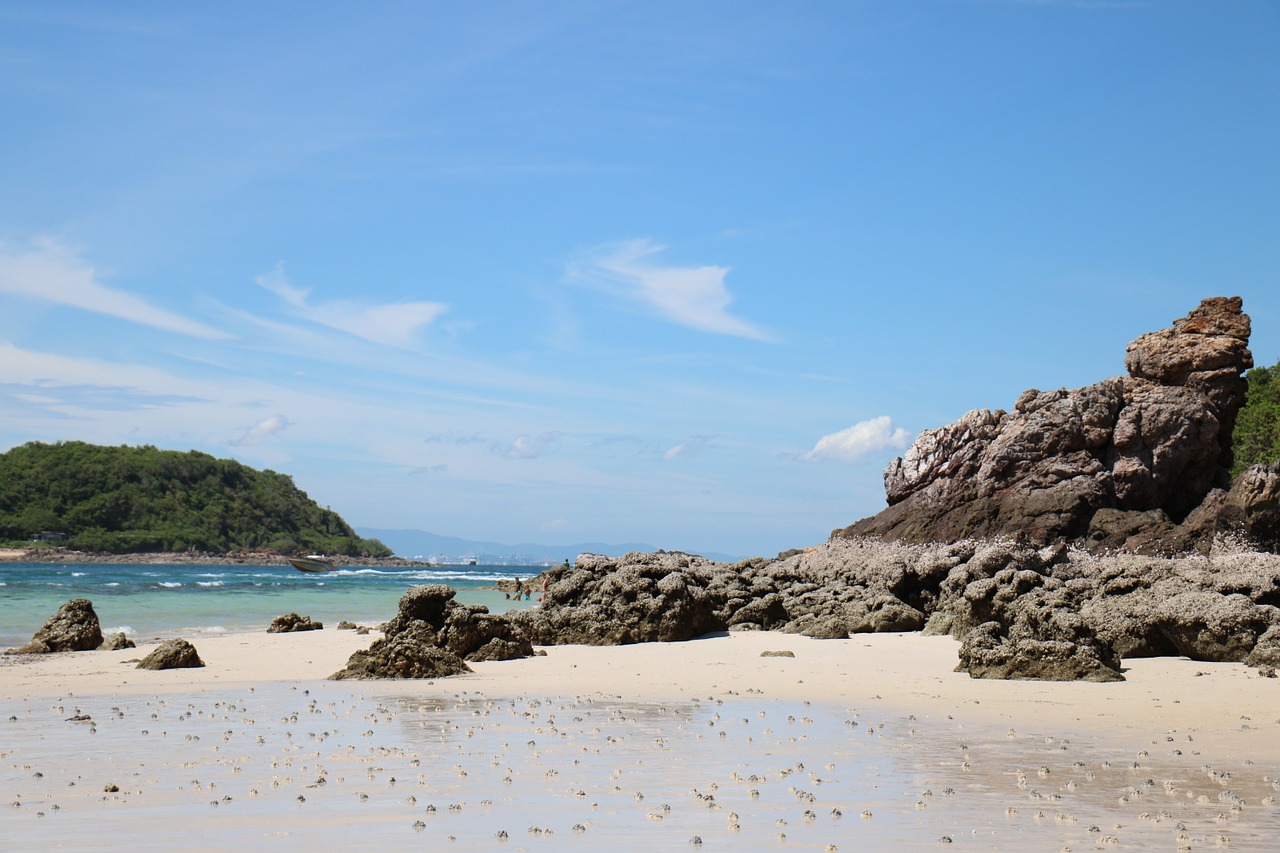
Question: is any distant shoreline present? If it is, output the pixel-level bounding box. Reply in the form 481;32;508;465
0;548;441;567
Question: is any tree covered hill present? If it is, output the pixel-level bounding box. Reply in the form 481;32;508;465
0;441;390;556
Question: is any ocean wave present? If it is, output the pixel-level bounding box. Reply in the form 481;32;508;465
105;582;120;587
104;625;134;637
195;581;224;587
71;572;87;577
157;581;182;588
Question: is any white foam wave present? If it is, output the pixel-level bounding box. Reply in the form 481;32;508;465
195;581;224;587
157;581;182;588
105;582;120;587
104;625;134;637
71;572;87;577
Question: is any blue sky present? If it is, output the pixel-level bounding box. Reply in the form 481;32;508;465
1;1;1277;558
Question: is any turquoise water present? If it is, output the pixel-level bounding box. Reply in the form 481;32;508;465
0;562;541;649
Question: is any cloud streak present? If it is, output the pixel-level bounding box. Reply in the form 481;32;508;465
0;237;226;339
504;431;561;459
257;264;447;347
569;239;773;341
800;416;911;463
663;435;714;461
230;414;291;447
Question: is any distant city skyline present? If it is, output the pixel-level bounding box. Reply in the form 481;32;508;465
1;2;1277;556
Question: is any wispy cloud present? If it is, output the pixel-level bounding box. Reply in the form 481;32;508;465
230;414;291;446
0;237;226;339
257;264;447;347
568;239;773;341
800;416;911;463
663;434;714;461
504;431;561;459
424;432;490;446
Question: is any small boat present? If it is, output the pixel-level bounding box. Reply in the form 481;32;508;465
289;555;336;573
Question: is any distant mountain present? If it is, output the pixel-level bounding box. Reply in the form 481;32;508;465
357;527;747;565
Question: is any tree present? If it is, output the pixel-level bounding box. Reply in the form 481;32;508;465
1232;359;1280;477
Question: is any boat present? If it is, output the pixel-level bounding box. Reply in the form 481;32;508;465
289;555;336;573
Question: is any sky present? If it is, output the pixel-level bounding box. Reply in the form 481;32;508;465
0;1;1277;558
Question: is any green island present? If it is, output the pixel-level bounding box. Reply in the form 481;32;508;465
0;441;390;557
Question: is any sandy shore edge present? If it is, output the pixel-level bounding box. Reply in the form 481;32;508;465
4;628;1276;765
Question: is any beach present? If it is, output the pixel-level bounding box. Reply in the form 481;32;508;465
4;628;1280;851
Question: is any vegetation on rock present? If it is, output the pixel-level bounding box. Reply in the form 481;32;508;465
0;441;390;556
1233;358;1280;477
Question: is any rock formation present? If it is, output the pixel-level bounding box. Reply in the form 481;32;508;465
841;297;1256;552
330;584;534;680
99;631;136;651
136;638;204;670
504;537;1280;681
4;598;104;654
267;613;323;633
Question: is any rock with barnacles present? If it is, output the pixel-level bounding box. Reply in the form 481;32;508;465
5;598;103;654
136;638;204;670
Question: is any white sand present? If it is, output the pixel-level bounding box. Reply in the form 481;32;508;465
3;630;1280;850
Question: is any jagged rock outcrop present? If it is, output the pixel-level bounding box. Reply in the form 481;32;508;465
4;598;104;654
136;638;204;670
1218;461;1280;546
841;297;1256;552
267;613;324;633
329;584;533;679
515;552;730;645
507;539;1280;680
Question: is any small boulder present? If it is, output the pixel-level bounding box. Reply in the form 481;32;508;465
98;632;136;651
267;613;324;633
136;639;204;670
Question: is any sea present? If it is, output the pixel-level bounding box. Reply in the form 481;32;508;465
0;561;541;650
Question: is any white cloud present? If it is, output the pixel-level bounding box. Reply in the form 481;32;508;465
0;237;226;339
568;239;772;341
505;431;561;459
257;264;447;347
230;414;291;446
663;435;713;461
800;416;911;463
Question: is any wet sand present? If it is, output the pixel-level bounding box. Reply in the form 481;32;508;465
3;630;1280;850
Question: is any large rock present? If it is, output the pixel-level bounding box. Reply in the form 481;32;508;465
842;297;1255;551
4;598;104;655
136;638;204;670
516;552;729;645
329;583;533;679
